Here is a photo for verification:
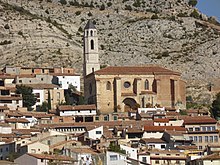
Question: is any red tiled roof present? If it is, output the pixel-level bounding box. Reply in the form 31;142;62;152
182;116;217;125
5;118;29;123
144;126;186;132
94;66;180;75
58;104;96;111
154;118;169;123
27;153;73;161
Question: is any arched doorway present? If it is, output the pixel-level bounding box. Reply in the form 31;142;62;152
123;98;138;112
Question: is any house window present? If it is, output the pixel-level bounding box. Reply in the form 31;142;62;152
106;81;111;90
195;127;200;131
161;145;165;149
210;136;214;143
110;155;118;161
176;160;180;164
142;157;147;162
189;136;193;140
90;40;94;50
155;160;160;164
199;136;202;142
113;116;117;121
214;136;218;142
199;146;203;150
95;116;99;121
205;136;208;142
41;78;43;81
104;116;108;121
194;136;198;142
90;30;93;36
41;159;43;162
188;128;193;131
145;79;149;90
96;131;102;134
5;147;8;152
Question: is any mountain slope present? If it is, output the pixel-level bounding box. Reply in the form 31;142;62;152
0;0;220;103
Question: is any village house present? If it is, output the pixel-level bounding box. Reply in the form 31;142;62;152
57;104;96;122
182;116;219;150
14;153;74;165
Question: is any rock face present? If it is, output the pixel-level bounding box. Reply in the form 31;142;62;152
0;0;220;103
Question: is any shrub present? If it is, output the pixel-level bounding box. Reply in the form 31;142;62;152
18;31;23;36
88;12;93;17
151;14;159;19
190;9;200;19
4;24;10;29
133;0;141;7
125;5;132;11
188;0;197;7
177;12;188;17
75;11;81;16
0;40;12;45
107;2;112;7
59;0;67;5
100;4;105;10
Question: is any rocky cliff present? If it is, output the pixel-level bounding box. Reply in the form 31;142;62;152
0;0;220;103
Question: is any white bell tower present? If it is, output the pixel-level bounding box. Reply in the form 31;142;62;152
83;20;100;77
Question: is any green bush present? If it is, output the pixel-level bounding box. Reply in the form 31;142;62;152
151;14;159;19
100;4;105;10
190;9;200;19
75;11;81;16
188;0;197;7
59;0;67;5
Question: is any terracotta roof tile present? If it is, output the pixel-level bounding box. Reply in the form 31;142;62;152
27;153;73;161
94;66;180;75
154;118;169;123
182;116;217;125
5;118;29;123
144;126;186;132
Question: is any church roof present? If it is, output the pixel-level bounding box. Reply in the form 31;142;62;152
94;66;180;75
84;20;96;29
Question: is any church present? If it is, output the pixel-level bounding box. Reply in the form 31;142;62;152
83;20;186;114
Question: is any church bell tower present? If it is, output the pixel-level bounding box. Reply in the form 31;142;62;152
83;20;100;77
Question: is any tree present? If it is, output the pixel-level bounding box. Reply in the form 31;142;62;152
16;85;36;111
39;101;49;112
211;93;220;119
47;90;51;110
59;0;67;5
188;0;197;7
190;9;200;19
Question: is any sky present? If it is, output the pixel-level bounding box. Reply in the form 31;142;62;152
196;0;220;21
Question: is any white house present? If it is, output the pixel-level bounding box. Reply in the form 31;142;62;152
106;151;128;165
86;126;103;140
57;75;80;91
20;141;50;155
120;144;138;160
57;104;97;117
0;123;12;134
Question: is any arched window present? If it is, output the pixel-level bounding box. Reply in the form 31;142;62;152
90;30;93;36
145;79;149;90
86;30;89;36
90;40;94;50
106;81;111;90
